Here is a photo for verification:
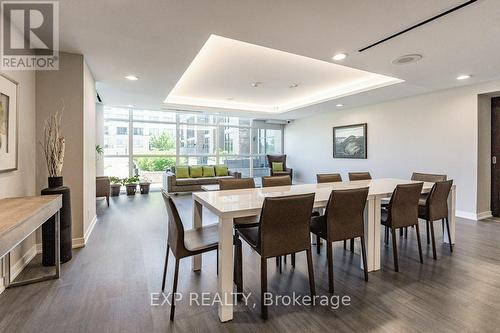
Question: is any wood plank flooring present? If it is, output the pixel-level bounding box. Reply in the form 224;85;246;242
1;191;500;332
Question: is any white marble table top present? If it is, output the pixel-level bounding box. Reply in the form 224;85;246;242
193;178;434;216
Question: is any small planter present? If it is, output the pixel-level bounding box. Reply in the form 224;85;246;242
139;182;151;194
110;184;121;196
126;183;137;196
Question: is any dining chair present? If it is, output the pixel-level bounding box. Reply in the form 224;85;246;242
411;173;447;243
310;188;369;293
348;172;372;181
315;173;354;252
418;180;454;259
160;190;219;321
261;175;292;187
316;173;342;183
262;175;293;270
381;183;424;272
234;193;316;319
218;178;259;294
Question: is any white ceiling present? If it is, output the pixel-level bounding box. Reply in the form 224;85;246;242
164;34;402;113
58;0;500;119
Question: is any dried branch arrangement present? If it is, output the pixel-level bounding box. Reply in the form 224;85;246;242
41;110;65;177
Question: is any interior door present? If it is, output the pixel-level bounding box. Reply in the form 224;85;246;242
492;97;500;216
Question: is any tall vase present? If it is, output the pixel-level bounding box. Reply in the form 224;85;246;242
41;176;73;266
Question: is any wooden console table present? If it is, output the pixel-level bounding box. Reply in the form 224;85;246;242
0;195;62;287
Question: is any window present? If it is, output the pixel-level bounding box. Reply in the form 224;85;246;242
116;127;128;135
103;107;283;185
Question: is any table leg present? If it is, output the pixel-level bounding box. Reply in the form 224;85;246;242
4;252;11;288
444;186;456;244
192;200;203;271
218;216;234;322
362;197;380;272
55;211;60;278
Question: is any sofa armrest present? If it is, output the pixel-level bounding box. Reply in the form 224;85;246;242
165;171;177;192
96;177;110;197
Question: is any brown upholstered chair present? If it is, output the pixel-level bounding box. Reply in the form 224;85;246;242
381;183;424;272
316;173;342;183
418;180;453;259
410;173;447;242
235;193;316;319
348;172;372;181
310;188;369;292
267;154;293;180
96;176;110;206
261;175;292;187
219;178;260;290
160;190;218;321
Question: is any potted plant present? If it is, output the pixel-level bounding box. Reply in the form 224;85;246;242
122;176;139;196
139;177;151;194
109;177;121;196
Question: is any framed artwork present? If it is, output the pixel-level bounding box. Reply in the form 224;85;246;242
333;123;367;159
0;73;19;173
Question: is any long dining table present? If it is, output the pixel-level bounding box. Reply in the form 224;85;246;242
191;178;456;322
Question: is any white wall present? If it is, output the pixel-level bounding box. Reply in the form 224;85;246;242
285;80;500;219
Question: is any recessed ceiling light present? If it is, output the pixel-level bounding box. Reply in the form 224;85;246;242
456;74;471;80
332;53;347;61
251;82;262;87
127;104;134;107
289;83;299;88
336;103;344;107
391;54;423;65
125;75;138;81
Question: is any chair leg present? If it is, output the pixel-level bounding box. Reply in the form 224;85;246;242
278;256;282;274
426;220;430;244
327;241;334;293
106;196;109;207
415;223;423;263
384;226;388;245
404;227;408;239
161;245;170;291
291;253;295;268
343;240;347;250
261;257;268;320
360;236;368;281
429;220;437;260
284;255;287;264
399;228;403;237
276;257;279;266
316;234;321;254
391;228;399;272
170;258;180;321
350;238;354;253
306;249;316;296
445;217;453;253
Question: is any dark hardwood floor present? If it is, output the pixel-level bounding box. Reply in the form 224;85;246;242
1;191;500;332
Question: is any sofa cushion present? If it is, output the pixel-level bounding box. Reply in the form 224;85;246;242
203;165;215;177
215;165;229;176
176;177;218;186
190;166;203;178
176;165;189;178
272;162;284;172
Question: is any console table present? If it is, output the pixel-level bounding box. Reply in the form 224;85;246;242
0;195;62;288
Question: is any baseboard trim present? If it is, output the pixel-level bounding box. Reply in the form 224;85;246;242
84;215;97;245
456;210;493;221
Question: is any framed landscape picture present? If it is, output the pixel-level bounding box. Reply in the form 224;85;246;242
333;123;367;159
0;74;18;173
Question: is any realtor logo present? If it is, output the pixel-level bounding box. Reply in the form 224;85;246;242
1;1;59;70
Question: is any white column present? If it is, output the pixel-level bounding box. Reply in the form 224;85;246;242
217;216;234;322
191;199;203;271
363;196;380;272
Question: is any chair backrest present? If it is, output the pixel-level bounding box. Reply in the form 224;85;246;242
317;173;342;183
219;178;255;190
258;193;315;258
262;175;292;187
387;183;423;228
267;154;287;169
324;188;369;241
426;180;453;221
161;189;186;257
348;172;372;181
411;172;447;182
